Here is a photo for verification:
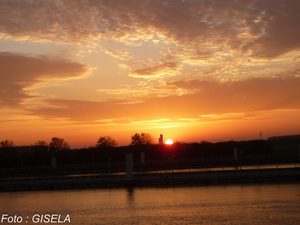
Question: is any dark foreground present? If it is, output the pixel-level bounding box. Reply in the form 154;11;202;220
1;163;300;192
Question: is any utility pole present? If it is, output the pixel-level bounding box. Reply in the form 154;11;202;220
260;131;262;140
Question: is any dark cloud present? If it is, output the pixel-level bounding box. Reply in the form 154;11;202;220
1;0;300;58
0;52;89;108
130;60;178;77
241;0;300;58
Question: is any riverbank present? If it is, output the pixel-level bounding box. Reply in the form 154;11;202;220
1;165;300;192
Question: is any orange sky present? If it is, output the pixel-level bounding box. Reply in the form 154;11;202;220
1;0;300;148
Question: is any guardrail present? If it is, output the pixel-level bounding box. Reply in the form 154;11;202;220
0;153;298;174
0;163;299;182
1;166;299;192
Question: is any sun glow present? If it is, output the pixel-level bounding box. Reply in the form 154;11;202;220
165;139;173;145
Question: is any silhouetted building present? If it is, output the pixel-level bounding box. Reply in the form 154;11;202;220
159;134;163;145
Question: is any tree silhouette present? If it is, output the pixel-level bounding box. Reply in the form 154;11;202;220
0;140;15;167
96;136;117;148
130;133;153;146
49;137;69;153
35;140;48;147
0;140;14;148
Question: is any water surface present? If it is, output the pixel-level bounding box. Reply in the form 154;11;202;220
0;183;299;224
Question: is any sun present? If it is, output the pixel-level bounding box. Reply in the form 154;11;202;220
165;139;173;145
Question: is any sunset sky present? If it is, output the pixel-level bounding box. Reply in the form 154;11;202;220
1;0;300;148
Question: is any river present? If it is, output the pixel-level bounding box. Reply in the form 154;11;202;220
0;183;299;224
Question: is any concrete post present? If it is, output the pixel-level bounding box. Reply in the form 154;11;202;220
298;144;300;163
126;153;134;180
51;157;56;169
233;148;238;161
140;152;145;165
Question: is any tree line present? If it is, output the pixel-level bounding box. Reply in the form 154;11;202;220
0;133;154;167
0;132;153;150
0;133;276;168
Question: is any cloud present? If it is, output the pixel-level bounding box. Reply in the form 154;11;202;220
104;48;132;61
241;0;300;58
200;113;245;122
165;75;300;114
164;47;216;65
29;76;300;124
129;59;179;78
0;52;89;108
1;1;300;58
98;82;183;99
165;79;215;93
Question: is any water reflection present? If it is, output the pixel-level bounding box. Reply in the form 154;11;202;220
0;183;299;225
126;186;134;202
